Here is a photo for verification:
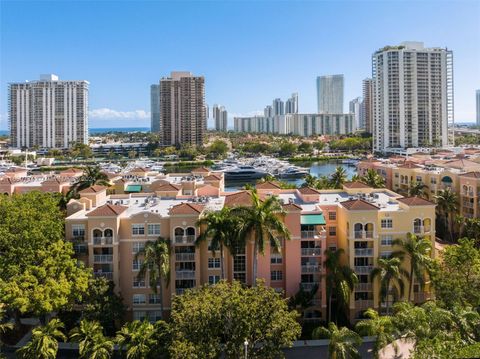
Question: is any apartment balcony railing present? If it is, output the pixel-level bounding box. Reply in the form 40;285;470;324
355;283;373;291
301;248;322;256
300;282;319;291
174;235;196;244
462;202;475;209
354;231;374;239
301;265;322;273
94;272;113;280
365;231;374;238
354;266;374;274
301;230;326;239
93;255;113;263
175;270;196;280
175;253;195;262
355;300;374;309
93;236;113;246
354;248;374;257
72;236;85;242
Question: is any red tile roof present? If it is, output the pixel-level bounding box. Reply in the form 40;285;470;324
156;183;182;192
79;185;108;194
86;204;127;217
343;181;372;189
169;202;204;215
398;161;422;169
204;174;222;180
224;191;254;206
397;197;435;206
191;167;211;173
282;202;302;211
256;181;282;190
459;172;480;179
341;199;379;210
128;167;148;173
298;187;321;195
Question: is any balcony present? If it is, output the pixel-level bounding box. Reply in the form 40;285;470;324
93;254;113;263
355;283;373;291
300;282;319;291
175;270;196;280
175;287;195;295
93;236;113;246
94;272;113;280
354;266;374;274
174;235;196;244
354;231;374;239
355;300;374;309
301;264;322;273
175;253;195;261
301;248;322;256
73;244;88;255
354;248;373;257
301;230;326;240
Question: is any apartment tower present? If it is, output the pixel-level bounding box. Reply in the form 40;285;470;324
349;97;363;130
214;105;228;132
159;71;206;147
150;84;160;132
285;93;299;114
272;98;285;116
317;74;344;114
476;90;480;127
9;74;89;149
362;78;374;134
372;42;454;152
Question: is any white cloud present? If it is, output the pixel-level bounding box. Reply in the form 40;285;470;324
89;108;150;120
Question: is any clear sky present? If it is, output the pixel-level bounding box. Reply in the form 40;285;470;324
1;0;479;130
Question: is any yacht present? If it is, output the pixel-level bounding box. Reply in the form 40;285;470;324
223;165;269;180
276;166;309;179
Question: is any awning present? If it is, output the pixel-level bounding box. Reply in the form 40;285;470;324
301;214;326;225
125;185;142;193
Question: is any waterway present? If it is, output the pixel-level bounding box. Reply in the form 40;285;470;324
224;160;357;191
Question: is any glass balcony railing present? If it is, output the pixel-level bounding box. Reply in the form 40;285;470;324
354;283;373;291
93;254;113;263
174;235;196;244
354;248;373;256
301;248;322;256
301;264;321;273
175;270;196;279
175;253;195;261
94;272;113;280
300;282;319;291
354;265;374;274
93;237;113;245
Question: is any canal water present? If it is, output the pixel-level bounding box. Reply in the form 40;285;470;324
224;160;357;191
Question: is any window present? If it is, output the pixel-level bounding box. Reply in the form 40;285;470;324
133;311;147;321
149;293;161;304
381;235;393;246
328;226;337;236
147;311;162;323
133;294;146;304
132;224;145;235
381;219;393;229
381;251;393;259
208;258;221;269
72;224;85;238
147;224;161;236
271;255;283;264
133;278;146;288
430;178;437;184
132;242;145;254
271;270;283;281
328;212;337;221
208;275;220;284
132;259;143;271
416;176;422;183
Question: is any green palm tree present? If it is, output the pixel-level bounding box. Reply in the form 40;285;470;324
231;190;290;285
408;181;428;198
355;308;396;359
71;166;111;193
324;248;358;323
115;320;157;359
435;188;458;242
361;169;385;188
392;233;432;301
313;322;362;359
196;207;240;279
303;174;318;188
370;257;409;313
16;318;66;359
135;237;170;319
330;166;347;189
0;303;13;355
70;319;114;359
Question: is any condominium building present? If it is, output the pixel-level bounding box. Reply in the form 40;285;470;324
159;71;206;147
234;113;355;136
264;105;273;118
317;75;344;114
476;90;480;127
213;105;228;132
150;85;160;133
285;93;299;114
349;97;363;130
272;98;285;116
372;42;454;152
362;78;373;134
9;74;89;149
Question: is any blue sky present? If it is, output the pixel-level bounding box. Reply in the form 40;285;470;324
1;0;479;130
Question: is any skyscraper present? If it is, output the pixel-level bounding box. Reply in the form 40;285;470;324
476;90;480;127
272;98;285;116
264;105;273;118
214;105;228;132
316;74;344;114
362;78;373;134
372;42;454;152
349;97;363;130
150;84;160;132
9;74;89;149
159;71;206;147
285;93;299;114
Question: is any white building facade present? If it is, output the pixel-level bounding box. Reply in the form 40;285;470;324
372;42;454;153
317;74;344;114
349;97;364;130
9;74;89;149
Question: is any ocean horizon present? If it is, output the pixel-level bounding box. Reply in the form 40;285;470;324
0;127;151;136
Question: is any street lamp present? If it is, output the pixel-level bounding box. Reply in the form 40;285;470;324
244;339;248;359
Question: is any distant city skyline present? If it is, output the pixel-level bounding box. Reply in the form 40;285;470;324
1;1;479;130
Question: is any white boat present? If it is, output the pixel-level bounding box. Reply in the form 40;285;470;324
223;165;269;181
341;159;359;166
276;166;309;179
